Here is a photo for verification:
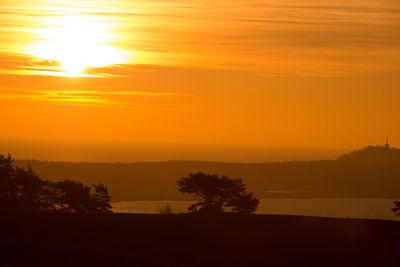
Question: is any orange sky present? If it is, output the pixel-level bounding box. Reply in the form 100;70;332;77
1;0;400;159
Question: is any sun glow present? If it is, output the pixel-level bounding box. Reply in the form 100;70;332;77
29;15;126;77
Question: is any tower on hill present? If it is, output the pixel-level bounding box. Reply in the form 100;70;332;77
385;136;390;148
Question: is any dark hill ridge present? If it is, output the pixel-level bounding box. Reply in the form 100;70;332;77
14;146;400;200
338;145;400;164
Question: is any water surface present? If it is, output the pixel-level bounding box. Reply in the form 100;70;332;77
113;198;399;221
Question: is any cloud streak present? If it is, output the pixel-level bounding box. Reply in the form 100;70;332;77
0;0;399;77
0;89;175;106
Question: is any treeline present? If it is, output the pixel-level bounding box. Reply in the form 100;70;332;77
0;154;112;213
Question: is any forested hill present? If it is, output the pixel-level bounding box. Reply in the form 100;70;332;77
14;146;400;200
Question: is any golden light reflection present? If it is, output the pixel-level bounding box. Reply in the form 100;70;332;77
29;14;128;77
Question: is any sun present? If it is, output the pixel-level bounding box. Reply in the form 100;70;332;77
29;15;125;77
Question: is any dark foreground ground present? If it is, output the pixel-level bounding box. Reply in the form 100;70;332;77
0;210;399;267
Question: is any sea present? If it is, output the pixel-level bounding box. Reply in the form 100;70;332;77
113;198;399;221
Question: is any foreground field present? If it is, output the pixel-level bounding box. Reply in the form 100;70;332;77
1;210;399;266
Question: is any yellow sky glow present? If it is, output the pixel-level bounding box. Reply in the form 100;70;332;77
28;14;128;77
0;0;400;155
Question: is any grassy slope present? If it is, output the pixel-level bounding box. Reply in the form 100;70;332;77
1;210;399;266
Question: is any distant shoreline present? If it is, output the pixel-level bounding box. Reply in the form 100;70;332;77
112;198;399;221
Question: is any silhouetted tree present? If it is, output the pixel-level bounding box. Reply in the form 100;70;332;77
0;153;113;213
0;154;15;206
54;180;95;213
392;201;400;216
177;172;259;214
158;204;173;214
11;165;49;209
91;183;112;213
226;191;260;214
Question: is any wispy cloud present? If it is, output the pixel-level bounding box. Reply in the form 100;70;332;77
1;0;400;77
0;89;174;106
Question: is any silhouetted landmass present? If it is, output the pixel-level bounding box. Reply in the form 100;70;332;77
338;145;400;164
0;154;112;212
0;210;399;267
15;145;400;200
178;172;259;213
